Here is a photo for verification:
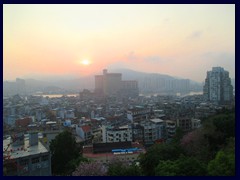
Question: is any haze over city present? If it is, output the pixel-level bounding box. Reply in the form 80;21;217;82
3;4;235;177
3;4;235;82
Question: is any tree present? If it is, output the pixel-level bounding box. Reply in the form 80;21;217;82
208;138;235;176
72;161;107;176
212;113;235;141
208;150;235;176
107;157;142;176
155;155;207;176
155;160;178;176
171;127;184;144
180;128;211;162
50;130;82;175
139;143;184;176
201;112;235;160
180;111;235;162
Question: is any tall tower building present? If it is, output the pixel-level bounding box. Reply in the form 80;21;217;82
203;67;233;104
95;69;139;98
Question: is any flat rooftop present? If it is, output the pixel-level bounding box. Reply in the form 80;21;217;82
3;137;49;160
150;118;164;123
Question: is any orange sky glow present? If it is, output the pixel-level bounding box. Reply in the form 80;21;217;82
3;4;235;82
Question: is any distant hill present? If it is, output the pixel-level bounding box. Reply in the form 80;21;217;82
24;77;94;92
110;68;175;81
109;68;202;93
3;68;203;96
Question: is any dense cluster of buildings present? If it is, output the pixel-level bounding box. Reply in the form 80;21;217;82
139;77;191;94
3;67;234;176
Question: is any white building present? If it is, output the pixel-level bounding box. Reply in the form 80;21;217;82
127;106;151;122
165;120;177;139
139;119;166;145
101;125;132;143
65;110;75;119
203;67;233;104
191;119;201;129
76;124;92;141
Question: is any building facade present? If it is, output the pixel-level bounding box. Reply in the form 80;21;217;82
101;125;132;143
139;119;166;145
76;124;92;142
95;69;139;98
3;132;51;176
203;67;233;104
127;106;151;122
165;120;177;139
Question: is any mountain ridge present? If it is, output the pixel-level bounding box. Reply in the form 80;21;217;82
3;68;203;96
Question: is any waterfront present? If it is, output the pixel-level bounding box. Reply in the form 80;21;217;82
33;94;79;98
34;91;203;99
139;91;203;97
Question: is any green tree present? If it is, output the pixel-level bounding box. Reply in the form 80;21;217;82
179;111;235;162
171;127;184;144
155;155;207;176
107;157;142;176
65;156;89;175
208;150;235;176
139;143;184;176
202;112;235;160
208;138;235;176
212;113;235;140
50;130;82;175
155;160;178;176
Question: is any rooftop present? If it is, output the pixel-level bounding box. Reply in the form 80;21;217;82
3;137;48;160
81;125;91;132
150;118;164;123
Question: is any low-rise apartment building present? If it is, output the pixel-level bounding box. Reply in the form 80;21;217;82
3;132;51;176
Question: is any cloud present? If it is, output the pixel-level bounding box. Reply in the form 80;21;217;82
127;51;138;61
144;56;162;63
187;30;203;39
107;61;128;69
126;52;171;65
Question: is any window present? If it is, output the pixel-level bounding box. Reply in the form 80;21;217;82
20;159;29;166
31;157;40;164
41;155;49;162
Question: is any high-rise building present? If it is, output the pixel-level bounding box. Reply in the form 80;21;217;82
203;67;233;104
95;69;139;98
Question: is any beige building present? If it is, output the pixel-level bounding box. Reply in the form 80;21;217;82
95;69;138;97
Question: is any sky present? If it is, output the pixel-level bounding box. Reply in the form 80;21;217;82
3;4;235;82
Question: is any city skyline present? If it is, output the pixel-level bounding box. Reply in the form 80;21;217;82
3;4;235;82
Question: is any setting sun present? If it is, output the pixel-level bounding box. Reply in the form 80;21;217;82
81;59;91;65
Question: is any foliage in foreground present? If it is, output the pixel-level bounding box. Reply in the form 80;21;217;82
72;161;107;176
139;110;235;176
72;157;142;176
50;130;87;175
155;155;207;176
68;110;235;176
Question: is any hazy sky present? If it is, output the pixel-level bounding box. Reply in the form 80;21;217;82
3;4;235;82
